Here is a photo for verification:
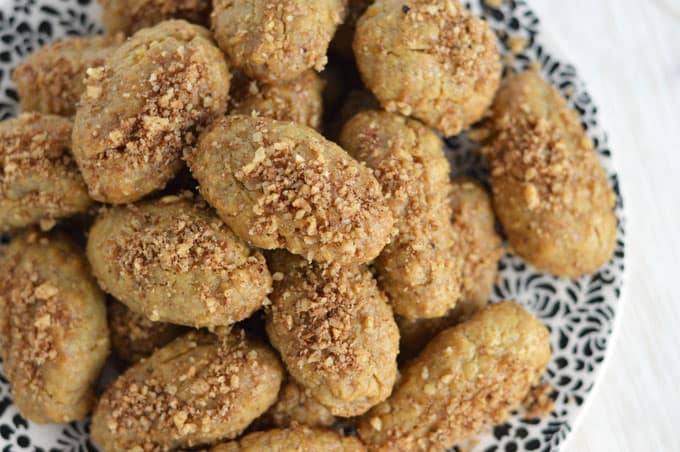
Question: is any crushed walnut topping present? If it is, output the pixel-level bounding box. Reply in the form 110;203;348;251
112;199;245;281
0;113;91;231
93;330;281;450
269;262;363;374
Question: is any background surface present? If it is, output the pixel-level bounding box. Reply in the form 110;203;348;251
531;1;680;451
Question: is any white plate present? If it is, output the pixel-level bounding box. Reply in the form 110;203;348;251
0;0;627;450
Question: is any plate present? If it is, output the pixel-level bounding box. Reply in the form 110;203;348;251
0;0;627;450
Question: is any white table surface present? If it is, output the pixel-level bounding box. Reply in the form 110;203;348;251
529;1;680;451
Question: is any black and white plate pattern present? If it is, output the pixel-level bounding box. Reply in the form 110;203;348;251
0;0;626;450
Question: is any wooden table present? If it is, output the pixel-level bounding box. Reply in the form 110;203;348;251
530;1;680;450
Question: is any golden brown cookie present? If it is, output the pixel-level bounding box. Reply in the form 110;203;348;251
265;251;399;417
212;0;347;82
340;110;461;318
451;178;503;304
358;302;551;450
87;193;272;328
12;34;125;116
91;329;283;451
354;0;501;136
482;70;617;277
397;178;503;361
0;232;109;423
0;113;92;232
187;115;393;265
72;20;230;204
229;70;325;130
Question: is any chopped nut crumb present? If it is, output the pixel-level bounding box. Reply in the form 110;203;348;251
507;35;528;54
